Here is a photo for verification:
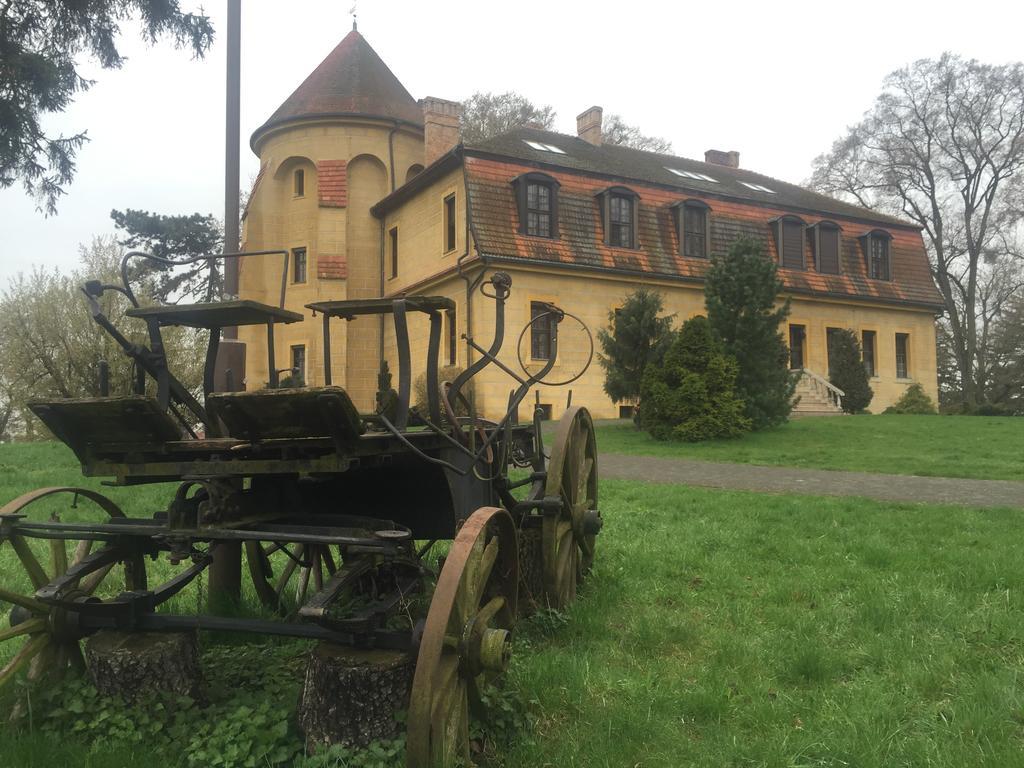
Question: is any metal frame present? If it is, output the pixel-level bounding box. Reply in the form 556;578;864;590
6;260;594;668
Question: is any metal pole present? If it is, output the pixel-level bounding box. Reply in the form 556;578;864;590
223;0;241;310
209;0;243;610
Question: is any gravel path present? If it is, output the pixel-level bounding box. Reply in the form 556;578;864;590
600;453;1024;509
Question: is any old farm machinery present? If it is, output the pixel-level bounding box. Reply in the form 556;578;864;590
0;251;602;766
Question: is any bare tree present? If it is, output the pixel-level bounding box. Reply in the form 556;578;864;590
604;114;673;153
460;92;557;144
460;93;673;153
810;54;1024;407
0;236;204;437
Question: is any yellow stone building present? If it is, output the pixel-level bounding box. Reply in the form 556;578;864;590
239;28;942;420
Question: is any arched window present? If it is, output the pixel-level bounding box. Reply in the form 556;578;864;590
673;199;711;258
512;172;560;239
597;186;640;249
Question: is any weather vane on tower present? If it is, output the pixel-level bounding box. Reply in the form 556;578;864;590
350;2;358;31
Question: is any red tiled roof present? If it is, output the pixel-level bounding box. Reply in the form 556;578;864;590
465;156;944;310
251;30;422;148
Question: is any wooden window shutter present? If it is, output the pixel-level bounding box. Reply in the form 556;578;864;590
514;178;528;235
817;225;840;274
781;219;804;269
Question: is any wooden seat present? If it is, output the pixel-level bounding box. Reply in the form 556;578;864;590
29;396;184;462
125;299;303;329
307;296;455;320
206;387;364;447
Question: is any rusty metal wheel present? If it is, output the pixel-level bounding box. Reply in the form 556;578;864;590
0;488;137;690
246;541;338;615
406;507;518;768
542;406;600;609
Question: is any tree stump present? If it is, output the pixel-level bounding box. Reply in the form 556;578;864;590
298;643;414;750
518;526;544;614
84;630;204;703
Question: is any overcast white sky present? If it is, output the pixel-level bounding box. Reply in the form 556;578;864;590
2;0;1023;286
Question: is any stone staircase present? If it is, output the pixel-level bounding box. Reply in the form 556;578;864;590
791;369;845;417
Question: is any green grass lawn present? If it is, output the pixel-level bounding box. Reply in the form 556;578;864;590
3;444;1024;766
591;414;1024;481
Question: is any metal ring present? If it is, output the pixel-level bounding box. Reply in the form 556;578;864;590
515;310;594;387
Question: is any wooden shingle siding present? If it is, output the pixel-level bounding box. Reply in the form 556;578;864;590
464;157;942;309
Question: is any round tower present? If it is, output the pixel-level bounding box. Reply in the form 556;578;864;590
239;27;425;409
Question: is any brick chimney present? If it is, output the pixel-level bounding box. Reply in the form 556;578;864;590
577;106;603;146
705;149;740;168
421;97;462;166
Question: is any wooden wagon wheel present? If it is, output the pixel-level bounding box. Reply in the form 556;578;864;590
542;406;600;609
0;488;141;690
406;507;518;768
245;541;338;615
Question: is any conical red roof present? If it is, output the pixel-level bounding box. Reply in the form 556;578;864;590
251;29;422;147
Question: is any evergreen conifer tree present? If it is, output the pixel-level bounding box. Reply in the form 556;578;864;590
827;329;873;413
639;316;750;441
597;288;674;407
704;237;796;429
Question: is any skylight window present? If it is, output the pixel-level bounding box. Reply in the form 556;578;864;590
665;168;719;183
523;140;566;154
740;181;776;193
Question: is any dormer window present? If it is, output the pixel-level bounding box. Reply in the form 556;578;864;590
810;221;842;274
859;229;893;280
674;199;711;258
598;186;639;249
512;172;559;239
294;169;305;197
772;215;807;270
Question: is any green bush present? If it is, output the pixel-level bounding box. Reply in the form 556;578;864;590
826;329;873;413
972;402;1017;416
884;383;937;414
639;316;751;442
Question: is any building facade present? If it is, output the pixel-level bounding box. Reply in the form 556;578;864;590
239;28;943;420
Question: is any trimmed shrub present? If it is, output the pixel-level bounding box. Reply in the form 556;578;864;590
827;329;873;413
884;383;937;414
639;316;751;442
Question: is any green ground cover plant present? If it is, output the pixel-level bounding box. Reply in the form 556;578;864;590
592;414;1024;481
2;444;1023;766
